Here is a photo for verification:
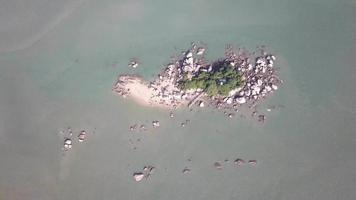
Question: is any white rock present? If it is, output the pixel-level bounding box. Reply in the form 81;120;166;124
186;57;194;65
253;86;261;94
133;173;145;182
262;66;267;73
152;121;160;127
265;85;272;92
196;48;205;55
235;97;246;104
131;63;138;68
245;89;251;96
228;87;241;96
78;131;86;142
226;98;233;104
64;139;72;145
272;84;278;90
271;55;276;60
257;79;263;86
182;168;191;174
199;101;205;107
186;52;193;58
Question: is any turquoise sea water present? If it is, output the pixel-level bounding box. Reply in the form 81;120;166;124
0;0;355;199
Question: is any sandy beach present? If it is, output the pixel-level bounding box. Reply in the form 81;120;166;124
113;76;171;108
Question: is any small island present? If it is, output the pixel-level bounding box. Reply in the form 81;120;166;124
113;43;281;111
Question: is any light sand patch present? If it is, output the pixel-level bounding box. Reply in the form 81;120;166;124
113;75;183;109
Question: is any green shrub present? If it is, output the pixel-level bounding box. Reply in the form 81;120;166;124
178;63;243;97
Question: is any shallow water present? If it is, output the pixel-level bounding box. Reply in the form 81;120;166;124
0;0;355;199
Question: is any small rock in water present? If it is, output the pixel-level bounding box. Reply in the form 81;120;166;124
248;160;257;166
214;162;222;170
152;121;160;128
133;172;145;182
129;60;139;68
140;125;146;131
181;123;186;127
199;101;205;107
64;138;72;150
234;158;245;166
78;130;86;142
228;113;234;118
64;138;72;145
258;115;266;122
149;166;155;174
170;112;174;118
182;167;191;174
129;124;137;131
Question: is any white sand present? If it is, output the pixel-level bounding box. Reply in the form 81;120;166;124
113;75;184;109
114;76;155;106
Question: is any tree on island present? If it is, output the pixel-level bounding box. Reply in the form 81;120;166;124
178;62;243;97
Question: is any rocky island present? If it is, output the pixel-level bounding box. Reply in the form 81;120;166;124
113;43;281;111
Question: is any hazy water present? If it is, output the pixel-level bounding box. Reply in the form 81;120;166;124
0;0;355;199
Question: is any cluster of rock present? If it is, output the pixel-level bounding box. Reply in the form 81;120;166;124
62;129;88;151
152;120;160;128
147;46;208;108
131;158;257;182
214;158;258;170
224;53;280;107
129;59;139;68
133;165;155;182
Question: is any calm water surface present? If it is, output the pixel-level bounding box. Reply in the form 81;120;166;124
0;0;355;199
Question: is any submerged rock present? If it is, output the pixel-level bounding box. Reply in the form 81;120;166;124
214;162;222;170
182;167;191;174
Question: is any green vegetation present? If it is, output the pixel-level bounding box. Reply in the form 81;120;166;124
179;63;243;96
